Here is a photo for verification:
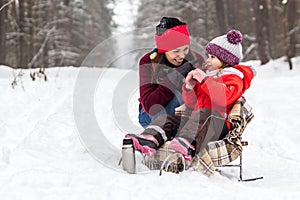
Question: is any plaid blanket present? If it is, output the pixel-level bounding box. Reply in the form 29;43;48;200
144;96;254;176
208;96;254;167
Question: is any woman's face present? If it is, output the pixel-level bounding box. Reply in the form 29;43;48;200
165;45;190;66
205;54;223;71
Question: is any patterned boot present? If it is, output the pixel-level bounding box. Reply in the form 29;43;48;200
125;125;168;156
125;133;159;156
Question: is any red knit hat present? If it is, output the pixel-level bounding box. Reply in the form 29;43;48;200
155;24;190;53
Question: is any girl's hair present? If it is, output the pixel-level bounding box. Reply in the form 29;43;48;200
221;61;232;69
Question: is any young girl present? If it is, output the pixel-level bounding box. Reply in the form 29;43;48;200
125;29;254;161
138;17;204;128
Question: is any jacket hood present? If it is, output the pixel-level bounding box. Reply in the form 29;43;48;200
233;65;254;91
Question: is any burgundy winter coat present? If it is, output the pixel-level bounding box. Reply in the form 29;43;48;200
138;52;203;116
138;53;179;115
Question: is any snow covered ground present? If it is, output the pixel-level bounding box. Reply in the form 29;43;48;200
1;56;300;200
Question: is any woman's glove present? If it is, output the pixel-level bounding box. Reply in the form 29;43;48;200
166;62;195;90
174;61;195;77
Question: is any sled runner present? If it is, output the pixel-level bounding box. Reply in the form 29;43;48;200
121;96;263;181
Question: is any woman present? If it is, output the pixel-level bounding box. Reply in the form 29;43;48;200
138;17;204;128
126;29;254;160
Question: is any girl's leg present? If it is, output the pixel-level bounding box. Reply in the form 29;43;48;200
193;109;228;153
171;108;228;157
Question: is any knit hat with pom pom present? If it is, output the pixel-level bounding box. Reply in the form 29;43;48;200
205;29;243;66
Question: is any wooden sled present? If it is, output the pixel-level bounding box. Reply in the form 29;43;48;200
142;96;263;181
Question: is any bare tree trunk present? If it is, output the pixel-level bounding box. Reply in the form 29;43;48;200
18;0;26;68
254;0;270;65
0;0;8;65
226;0;236;27
28;0;34;68
267;0;276;58
214;0;227;34
286;0;297;70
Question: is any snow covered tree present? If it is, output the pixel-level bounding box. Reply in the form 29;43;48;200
133;0;300;66
3;0;113;68
1;0;300;68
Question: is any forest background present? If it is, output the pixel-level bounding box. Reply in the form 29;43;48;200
0;0;299;70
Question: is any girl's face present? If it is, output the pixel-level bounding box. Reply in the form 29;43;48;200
205;54;223;71
165;45;190;66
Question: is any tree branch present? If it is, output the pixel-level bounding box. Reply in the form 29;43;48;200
27;26;55;68
0;0;15;12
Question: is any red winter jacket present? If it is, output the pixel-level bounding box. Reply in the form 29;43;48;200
182;65;254;128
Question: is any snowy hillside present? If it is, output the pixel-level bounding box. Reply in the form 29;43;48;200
0;57;300;200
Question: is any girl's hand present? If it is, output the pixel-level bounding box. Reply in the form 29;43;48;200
192;68;207;83
185;69;207;90
185;71;197;90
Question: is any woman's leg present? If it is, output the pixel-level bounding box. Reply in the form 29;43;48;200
138;91;183;128
138;108;152;129
127;114;188;156
151;91;183;121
